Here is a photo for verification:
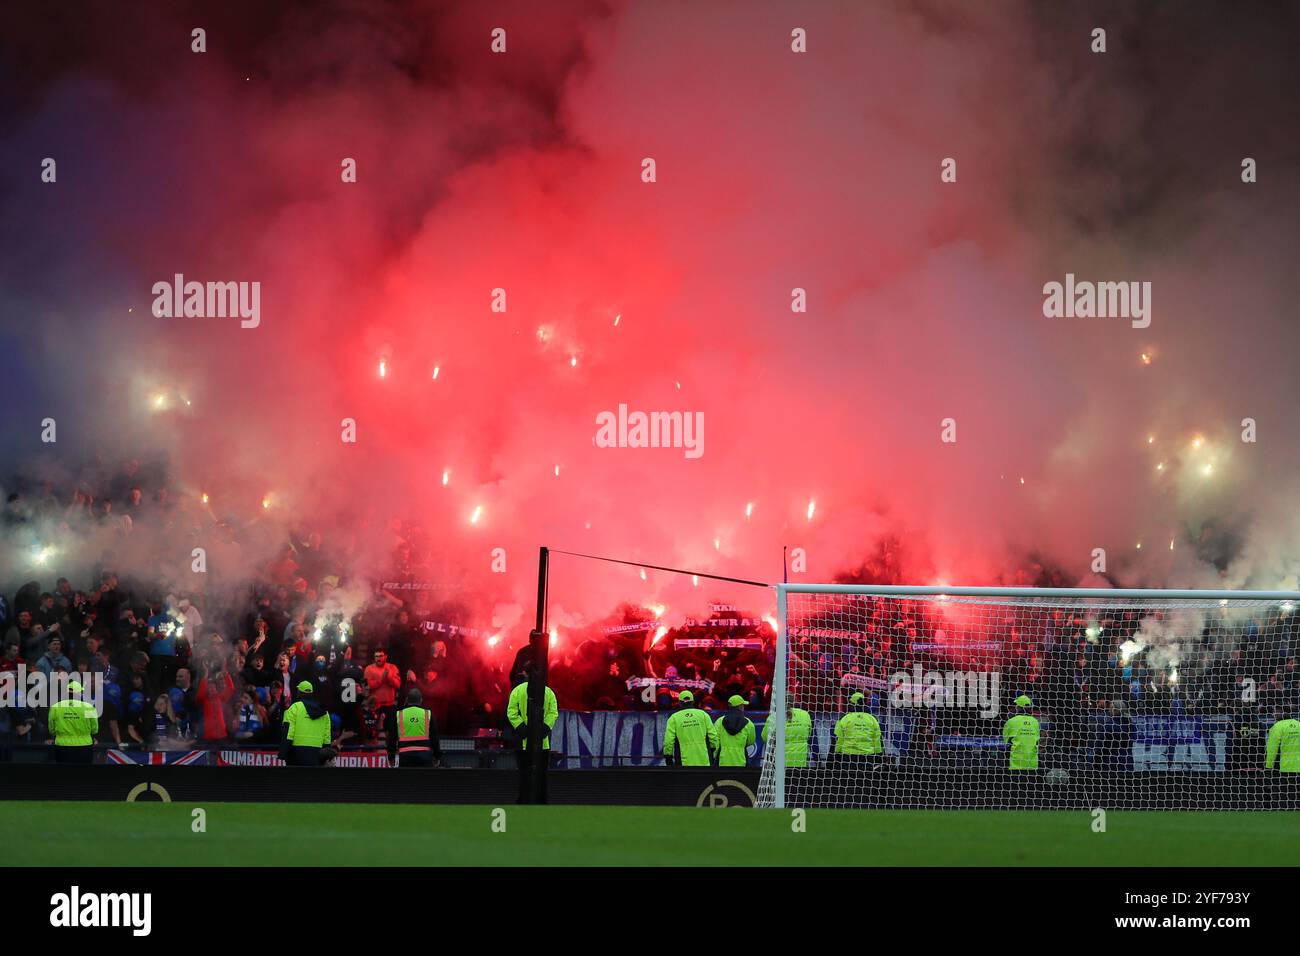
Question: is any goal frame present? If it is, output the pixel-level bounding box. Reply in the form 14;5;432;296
765;583;1300;809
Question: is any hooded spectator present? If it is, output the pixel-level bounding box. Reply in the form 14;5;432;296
35;636;72;676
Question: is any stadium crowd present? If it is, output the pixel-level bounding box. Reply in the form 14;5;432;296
0;462;515;752
0;460;778;756
1;462;1297;770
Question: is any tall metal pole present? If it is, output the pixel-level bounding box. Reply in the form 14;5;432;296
772;584;788;809
526;546;550;803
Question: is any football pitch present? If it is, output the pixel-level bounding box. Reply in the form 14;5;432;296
5;802;1300;865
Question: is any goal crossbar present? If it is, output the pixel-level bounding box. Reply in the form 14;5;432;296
777;584;1300;601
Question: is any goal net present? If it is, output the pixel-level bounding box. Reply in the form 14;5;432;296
756;585;1300;810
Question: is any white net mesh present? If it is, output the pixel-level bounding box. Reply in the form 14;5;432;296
756;587;1300;810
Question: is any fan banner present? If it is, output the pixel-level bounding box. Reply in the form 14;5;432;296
214;749;391;767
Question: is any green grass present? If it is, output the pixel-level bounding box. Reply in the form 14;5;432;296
5;801;1299;865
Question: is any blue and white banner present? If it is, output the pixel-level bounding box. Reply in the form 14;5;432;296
1130;715;1231;772
551;710;675;767
552;709;917;766
552;710;1242;770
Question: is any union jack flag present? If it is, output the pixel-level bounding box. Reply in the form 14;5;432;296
106;749;209;766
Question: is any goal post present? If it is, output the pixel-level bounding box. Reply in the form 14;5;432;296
757;584;1300;810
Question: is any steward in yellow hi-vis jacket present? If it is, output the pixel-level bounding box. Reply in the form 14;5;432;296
663;691;718;766
387;688;442;768
1002;695;1040;771
507;679;559;750
280;680;333;766
508;665;559;804
714;695;757;767
833;692;883;765
762;703;812;768
1265;716;1300;772
48;680;99;764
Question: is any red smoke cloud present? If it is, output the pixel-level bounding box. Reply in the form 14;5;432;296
2;1;1299;639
